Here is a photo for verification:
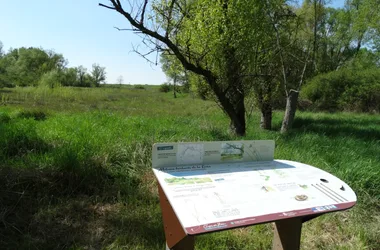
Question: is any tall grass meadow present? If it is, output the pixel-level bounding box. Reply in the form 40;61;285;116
0;86;379;249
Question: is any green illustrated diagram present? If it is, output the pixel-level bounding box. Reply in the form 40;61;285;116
261;175;270;181
165;177;212;185
221;142;244;160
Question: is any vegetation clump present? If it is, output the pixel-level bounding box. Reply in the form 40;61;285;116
303;67;380;112
17;110;47;121
0;112;10;123
159;83;171;93
133;84;146;90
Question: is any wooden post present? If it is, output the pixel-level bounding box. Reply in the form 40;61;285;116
272;218;302;250
165;237;195;250
158;184;195;250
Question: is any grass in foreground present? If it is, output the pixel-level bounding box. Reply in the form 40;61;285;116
0;86;379;249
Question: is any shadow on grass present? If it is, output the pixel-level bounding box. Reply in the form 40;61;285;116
0;167;164;250
0;111;51;159
0;116;164;249
284;116;380;142
0;89;13;93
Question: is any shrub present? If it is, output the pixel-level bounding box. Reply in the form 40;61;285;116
190;78;212;100
17;110;47;121
302;68;380;112
0;77;15;88
159;83;171;93
297;99;313;111
133;84;145;90
0;112;11;123
38;70;62;89
340;83;380;112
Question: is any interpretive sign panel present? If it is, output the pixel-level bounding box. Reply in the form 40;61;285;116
152;141;356;236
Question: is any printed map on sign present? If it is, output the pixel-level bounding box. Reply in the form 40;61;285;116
152;141;357;235
177;144;204;165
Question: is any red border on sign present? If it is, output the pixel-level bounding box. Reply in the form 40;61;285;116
185;201;356;235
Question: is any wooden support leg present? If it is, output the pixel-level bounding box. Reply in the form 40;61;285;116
272;218;302;250
165;236;195;250
158;184;195;250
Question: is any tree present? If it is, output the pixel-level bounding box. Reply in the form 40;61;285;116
117;75;124;86
276;0;379;132
1;47;66;87
61;67;78;86
76;66;90;87
262;1;313;133
91;63;106;87
100;0;273;136
0;41;4;58
39;70;62;88
243;3;285;130
0;41;9;87
160;52;187;98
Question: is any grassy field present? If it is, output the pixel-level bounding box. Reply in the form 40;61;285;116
0;86;379;250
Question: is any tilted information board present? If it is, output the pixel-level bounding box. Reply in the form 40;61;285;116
152;140;357;249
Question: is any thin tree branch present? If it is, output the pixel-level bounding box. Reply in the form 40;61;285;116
98;3;115;10
297;50;311;90
100;0;217;84
140;0;148;24
165;0;177;38
114;26;140;32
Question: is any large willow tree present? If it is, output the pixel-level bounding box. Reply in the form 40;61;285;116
100;0;274;136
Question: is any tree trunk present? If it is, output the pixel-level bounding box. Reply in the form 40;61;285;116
229;93;246;136
204;72;246;136
260;102;272;130
281;90;299;133
173;75;177;98
258;79;273;130
223;47;246;136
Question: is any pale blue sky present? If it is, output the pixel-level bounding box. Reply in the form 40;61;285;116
0;0;345;85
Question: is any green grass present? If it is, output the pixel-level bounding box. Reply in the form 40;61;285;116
0;86;379;249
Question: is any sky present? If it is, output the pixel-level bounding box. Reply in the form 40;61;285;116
0;0;345;85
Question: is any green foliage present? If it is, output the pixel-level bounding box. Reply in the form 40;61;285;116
160;52;189;90
159;83;171;93
345;0;380;51
60;67;78;86
0;42;107;89
0;50;16;88
340;78;380;112
38;70;62;89
133;84;145;90
90;63;106;87
0;112;11;123
102;0;380;134
16;110;47;121
189;74;212;100
344;48;380;69
2;47;65;87
302;67;380;112
76;65;91;87
0;41;3;57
